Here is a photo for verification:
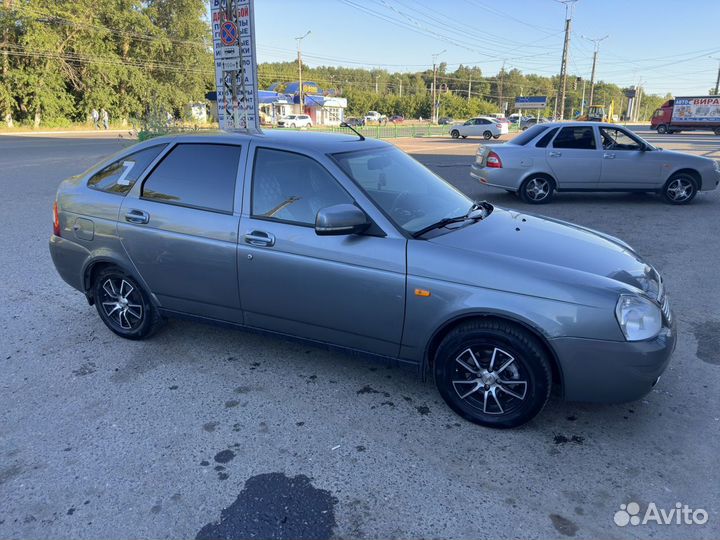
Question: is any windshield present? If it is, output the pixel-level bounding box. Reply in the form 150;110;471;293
331;146;475;235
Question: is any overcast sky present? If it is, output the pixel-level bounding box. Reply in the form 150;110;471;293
251;0;720;96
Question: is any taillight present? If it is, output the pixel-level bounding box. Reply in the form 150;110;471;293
486;151;503;168
496;123;502;129
53;200;61;236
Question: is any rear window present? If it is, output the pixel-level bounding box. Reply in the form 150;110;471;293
509;125;549;146
141;143;242;213
87;145;166;195
535;127;559;148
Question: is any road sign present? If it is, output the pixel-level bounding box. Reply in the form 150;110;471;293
514;96;547;110
211;0;260;133
220;21;237;46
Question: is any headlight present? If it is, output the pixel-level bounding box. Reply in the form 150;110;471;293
615;295;662;341
714;160;720;172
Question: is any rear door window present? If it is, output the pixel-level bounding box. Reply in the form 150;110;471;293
552;126;596;149
141;143;242;213
88;145;167;195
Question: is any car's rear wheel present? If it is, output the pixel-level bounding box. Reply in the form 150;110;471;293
93;267;160;340
434;319;552;429
656;124;667;134
519;175;554;204
662;173;697;204
451;129;460;139
492;135;500;139
483;130;493;140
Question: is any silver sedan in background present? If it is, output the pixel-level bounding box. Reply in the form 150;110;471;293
471;122;720;204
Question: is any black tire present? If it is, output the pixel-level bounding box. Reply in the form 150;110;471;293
434;319;552;429
93;267;160;340
461;135;467;139
656;124;667;134
290;123;296;128
451;129;460;139
661;173;698;205
483;130;493;140
519;175;554;204
714;127;720;136
492;135;500;139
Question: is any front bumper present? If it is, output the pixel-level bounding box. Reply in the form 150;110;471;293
551;320;676;403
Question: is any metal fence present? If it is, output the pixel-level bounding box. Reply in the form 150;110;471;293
266;123;519;139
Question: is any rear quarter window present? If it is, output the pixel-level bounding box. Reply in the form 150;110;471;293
535;127;559;148
87;145;167;195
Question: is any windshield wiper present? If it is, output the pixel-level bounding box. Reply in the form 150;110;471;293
412;202;488;238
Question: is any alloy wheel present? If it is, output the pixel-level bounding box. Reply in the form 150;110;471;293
451;346;528;415
665;177;694;202
99;277;144;330
524;178;550;201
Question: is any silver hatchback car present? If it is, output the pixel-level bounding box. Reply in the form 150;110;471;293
50;131;675;428
471;122;720;204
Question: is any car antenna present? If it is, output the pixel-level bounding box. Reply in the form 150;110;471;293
340;121;365;141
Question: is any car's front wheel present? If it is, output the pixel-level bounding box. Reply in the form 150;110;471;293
483;130;493;140
519;175;554;204
451;129;460;139
662;173;697;204
656;124;667;134
434;319;552;429
93;267;160;340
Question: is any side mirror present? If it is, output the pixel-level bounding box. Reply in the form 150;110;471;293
315;204;370;236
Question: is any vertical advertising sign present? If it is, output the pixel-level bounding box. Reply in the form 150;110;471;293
211;0;261;133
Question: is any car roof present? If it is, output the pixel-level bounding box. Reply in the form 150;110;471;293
539;121;626;129
142;129;389;154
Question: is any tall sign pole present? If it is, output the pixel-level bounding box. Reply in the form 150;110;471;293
211;0;260;133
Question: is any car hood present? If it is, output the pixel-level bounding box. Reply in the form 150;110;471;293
428;206;653;291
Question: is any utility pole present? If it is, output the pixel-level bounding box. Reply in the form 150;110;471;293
556;0;577;120
398;78;402;97
580;79;586;115
467;77;472;102
431;49;446;123
498;60;506;114
583;34;608;109
711;56;720;95
295;30;311;114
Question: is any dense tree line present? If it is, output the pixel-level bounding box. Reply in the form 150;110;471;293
261;61;669;121
1;0;212;127
1;1;669;128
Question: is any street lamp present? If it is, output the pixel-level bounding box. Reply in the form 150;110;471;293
295;30;311;113
431;49;446;123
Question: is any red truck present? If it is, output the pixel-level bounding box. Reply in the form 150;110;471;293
650;96;720;135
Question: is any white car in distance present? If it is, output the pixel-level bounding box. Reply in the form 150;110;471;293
278;114;313;128
450;116;509;140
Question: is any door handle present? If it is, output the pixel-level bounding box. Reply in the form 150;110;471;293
603;153;616;159
125;209;149;224
548;151;562;157
244;230;275;247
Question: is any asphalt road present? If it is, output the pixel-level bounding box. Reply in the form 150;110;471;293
1;130;719;540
